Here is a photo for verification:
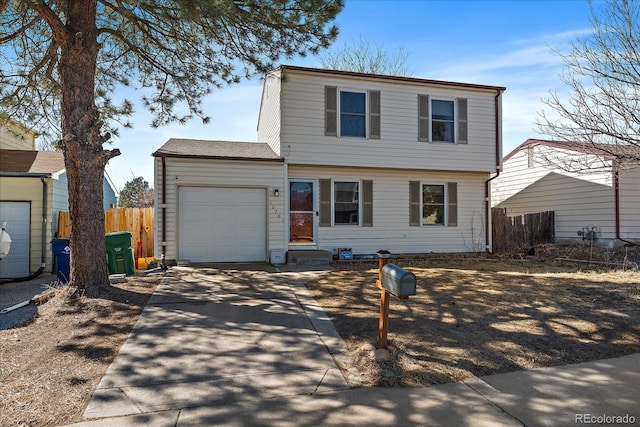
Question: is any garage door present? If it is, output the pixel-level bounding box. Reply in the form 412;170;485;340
0;201;30;278
178;187;267;262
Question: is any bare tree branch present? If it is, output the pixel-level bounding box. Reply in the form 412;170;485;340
537;0;640;167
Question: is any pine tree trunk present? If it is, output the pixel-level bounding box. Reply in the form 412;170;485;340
58;0;110;297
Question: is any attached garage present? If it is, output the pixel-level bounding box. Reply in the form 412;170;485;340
0;201;31;278
178;187;267;262
153;139;286;265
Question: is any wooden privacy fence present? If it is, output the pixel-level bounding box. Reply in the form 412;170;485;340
492;208;554;253
57;207;154;258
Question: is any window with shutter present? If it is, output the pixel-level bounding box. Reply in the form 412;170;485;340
418;95;429;142
369;91;380;139
362;180;373;227
409;181;421;226
457;98;468;144
410;182;458;226
319;179;332;227
447;182;458;227
325;86;337;136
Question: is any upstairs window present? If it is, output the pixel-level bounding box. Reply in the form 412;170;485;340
431;99;455;143
325;87;380;139
340;91;367;137
418;95;467;144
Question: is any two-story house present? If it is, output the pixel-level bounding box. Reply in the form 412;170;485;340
152;65;505;264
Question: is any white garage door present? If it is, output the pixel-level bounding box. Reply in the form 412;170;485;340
178;187;267;262
0;201;30;278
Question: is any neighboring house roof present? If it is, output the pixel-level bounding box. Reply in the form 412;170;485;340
0;149;65;174
505;139;640;162
152;139;283;162
279;65;507;92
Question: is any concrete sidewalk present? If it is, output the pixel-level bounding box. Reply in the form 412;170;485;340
70;265;640;427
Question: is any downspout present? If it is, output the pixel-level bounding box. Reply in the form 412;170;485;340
485;89;503;252
40;177;48;270
161;155;167;267
614;166;639;246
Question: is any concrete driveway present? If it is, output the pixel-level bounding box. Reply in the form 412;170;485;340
80;264;350;423
72;264;640;426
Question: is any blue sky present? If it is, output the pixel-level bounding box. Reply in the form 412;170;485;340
104;0;597;193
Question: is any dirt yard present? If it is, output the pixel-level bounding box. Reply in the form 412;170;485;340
1;244;639;425
307;255;640;387
0;275;160;427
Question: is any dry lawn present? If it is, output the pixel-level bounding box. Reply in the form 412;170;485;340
0;275;160;427
307;258;640;387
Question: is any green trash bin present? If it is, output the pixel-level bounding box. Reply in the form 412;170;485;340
105;231;135;275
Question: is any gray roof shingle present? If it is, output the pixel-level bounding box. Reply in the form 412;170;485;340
152;139;281;161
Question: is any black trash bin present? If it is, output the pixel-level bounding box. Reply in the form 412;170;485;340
51;238;71;283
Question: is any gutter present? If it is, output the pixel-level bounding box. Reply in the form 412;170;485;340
485;89;504;253
614;166;639;246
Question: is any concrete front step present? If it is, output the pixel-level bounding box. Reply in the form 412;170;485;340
287;250;333;266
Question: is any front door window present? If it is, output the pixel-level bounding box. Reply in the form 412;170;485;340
289;181;315;244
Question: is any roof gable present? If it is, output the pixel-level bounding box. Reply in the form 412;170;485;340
505;139;640;162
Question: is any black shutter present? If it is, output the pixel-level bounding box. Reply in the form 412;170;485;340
418;95;430;142
447;182;458;227
362;180;373;227
325;86;337;136
319;179;332;227
409;181;421;226
457;98;468;144
369;91;380;139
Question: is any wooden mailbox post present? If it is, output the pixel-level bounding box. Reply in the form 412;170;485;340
375;250;416;349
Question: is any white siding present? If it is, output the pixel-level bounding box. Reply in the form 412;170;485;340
619;167;640;241
492;144;627;245
288;165;489;254
257;70;282;156
0;123;36;150
154;157;286;262
496;172;615;244
279;71;500;172
493;145;612;206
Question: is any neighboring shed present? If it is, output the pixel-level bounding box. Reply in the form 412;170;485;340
0;149;118;278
